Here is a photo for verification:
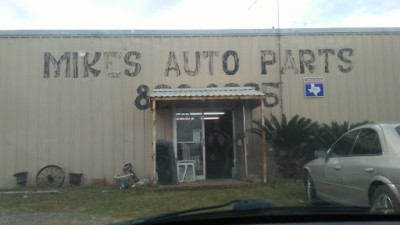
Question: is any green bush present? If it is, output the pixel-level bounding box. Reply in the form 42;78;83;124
250;114;371;179
312;120;371;149
250;114;317;178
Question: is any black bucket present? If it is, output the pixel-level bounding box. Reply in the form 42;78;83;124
13;172;28;186
69;173;83;186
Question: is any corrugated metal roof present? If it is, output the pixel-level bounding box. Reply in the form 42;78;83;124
1;27;399;38
150;87;265;99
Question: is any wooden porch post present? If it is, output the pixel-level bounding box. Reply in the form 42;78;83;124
261;98;267;183
151;99;157;187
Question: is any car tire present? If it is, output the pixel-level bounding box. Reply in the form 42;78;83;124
305;173;317;204
372;185;400;213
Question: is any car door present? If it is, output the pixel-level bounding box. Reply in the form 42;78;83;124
320;130;359;201
340;128;383;205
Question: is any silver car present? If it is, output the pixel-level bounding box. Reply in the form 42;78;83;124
303;123;400;212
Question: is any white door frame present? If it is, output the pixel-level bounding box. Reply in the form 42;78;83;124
173;106;235;180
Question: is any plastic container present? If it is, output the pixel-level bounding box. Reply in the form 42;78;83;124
120;182;129;190
13;172;28;186
69;173;83;186
94;178;105;186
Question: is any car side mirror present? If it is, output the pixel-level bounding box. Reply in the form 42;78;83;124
314;149;327;158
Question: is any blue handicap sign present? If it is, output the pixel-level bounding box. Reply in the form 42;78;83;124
305;83;324;97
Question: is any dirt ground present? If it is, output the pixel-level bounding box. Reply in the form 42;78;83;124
0;209;120;225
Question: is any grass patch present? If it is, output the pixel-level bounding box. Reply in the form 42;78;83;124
0;178;307;220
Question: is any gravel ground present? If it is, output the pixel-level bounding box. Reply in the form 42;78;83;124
0;209;121;225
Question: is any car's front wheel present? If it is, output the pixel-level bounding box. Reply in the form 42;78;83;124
372;185;400;213
305;173;317;204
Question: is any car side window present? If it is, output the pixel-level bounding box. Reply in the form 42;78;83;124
351;128;382;156
330;130;359;157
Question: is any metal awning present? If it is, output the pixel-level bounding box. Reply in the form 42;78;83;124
150;87;266;109
150;87;265;101
149;87;268;186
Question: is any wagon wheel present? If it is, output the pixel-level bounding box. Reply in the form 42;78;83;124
36;165;65;188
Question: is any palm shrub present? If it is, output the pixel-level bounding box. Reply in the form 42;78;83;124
312;120;370;149
250;114;317;178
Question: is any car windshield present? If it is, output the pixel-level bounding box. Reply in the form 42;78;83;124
1;0;400;224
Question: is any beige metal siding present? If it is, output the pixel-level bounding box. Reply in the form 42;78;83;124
0;31;399;187
281;34;400;123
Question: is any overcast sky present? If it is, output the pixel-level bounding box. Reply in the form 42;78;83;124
0;0;399;30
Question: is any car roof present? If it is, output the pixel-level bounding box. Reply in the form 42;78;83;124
352;122;400;130
378;122;400;129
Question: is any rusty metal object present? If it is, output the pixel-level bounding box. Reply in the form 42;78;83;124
261;98;267;184
151;99;158;187
36;165;65;188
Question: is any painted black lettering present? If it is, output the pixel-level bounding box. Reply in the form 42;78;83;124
224;83;239;87
134;85;150;110
165;51;181;76
280;50;298;75
261;50;276;75
222;50;239;75
244;83;260;91
44;52;70;78
203;51;219;75
183;51;200;76
104;52;121;69
124;51;142;77
178;84;191;88
299;50;315;74
318;49;335;73
338;48;354;73
72;52;78;78
104;52;122;78
261;82;280;108
155;84;172;89
83;52;101;77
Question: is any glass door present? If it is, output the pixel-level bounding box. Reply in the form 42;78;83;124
176;112;206;180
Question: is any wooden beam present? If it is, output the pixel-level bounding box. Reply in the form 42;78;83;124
261;98;267;184
151;99;157;187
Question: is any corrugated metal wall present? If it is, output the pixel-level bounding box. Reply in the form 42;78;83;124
0;30;399;188
281;34;400;123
